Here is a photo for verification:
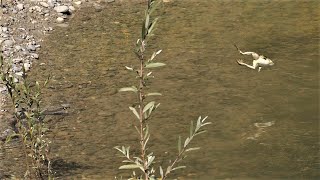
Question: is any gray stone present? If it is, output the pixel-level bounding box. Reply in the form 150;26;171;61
15;45;22;51
26;44;36;51
3;40;14;47
30;53;39;59
12;64;22;72
12;58;23;63
54;6;69;13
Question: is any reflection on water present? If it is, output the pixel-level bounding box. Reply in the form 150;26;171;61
1;0;319;179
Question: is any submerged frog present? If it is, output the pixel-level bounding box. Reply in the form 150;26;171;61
235;45;274;72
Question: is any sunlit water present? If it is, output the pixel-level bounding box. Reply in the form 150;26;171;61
1;1;319;179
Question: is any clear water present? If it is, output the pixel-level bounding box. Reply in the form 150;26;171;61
1;1;319;179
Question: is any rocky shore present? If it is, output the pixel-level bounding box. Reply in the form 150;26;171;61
0;0;118;140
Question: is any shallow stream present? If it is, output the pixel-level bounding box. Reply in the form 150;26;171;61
1;0;319;179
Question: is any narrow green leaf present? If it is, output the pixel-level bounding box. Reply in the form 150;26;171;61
129;106;140;120
133;156;143;163
190;120;193;137
201;116;208;122
148;18;159;35
147;155;155;167
196;117;201;131
144;125;149;140
201;122;212;127
114;146;125;155
159;166;164;178
143;101;155;113
185;147;201;152
166;166;171;174
178;136;181;153
142;20;146;40
171;166;186;172
149;0;161;15
126;146;130;158
156;49;162;55
119;164;141;170
143;134;150;149
145;14;150;30
194;130;207;137
150;52;156;61
146;92;162;96
125;66;134;71
184;137;190;148
119;86;138;93
145;62;166;68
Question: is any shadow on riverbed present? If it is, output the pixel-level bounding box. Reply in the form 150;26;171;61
52;158;92;177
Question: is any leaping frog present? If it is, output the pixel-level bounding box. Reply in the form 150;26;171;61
235;44;274;72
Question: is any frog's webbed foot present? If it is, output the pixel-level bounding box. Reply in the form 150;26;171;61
237;59;244;65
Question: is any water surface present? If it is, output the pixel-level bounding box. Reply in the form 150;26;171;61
1;0;319;179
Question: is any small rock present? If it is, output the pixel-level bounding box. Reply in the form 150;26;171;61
69;6;75;12
1;27;8;33
30;53;39;59
74;1;82;5
106;0;115;3
26;44;36;51
17;3;24;10
15;45;22;51
12;58;23;63
40;2;49;8
24;63;31;71
56;17;65;23
54;5;69;13
47;0;55;8
3;40;14;47
12;65;22;72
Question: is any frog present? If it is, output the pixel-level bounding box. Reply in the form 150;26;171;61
235;44;274;72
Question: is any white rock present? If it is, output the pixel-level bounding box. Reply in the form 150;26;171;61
30;53;39;59
54;6;69;13
40;2;49;8
47;0;55;8
24;63;31;71
17;3;24;10
69;6;75;12
56;17;65;23
74;1;82;5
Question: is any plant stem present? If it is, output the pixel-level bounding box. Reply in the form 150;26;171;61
139;41;148;180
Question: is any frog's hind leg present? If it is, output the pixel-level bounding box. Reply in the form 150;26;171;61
240;51;260;60
237;59;258;70
234;45;260;60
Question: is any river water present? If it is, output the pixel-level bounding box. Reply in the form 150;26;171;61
1;0;319;179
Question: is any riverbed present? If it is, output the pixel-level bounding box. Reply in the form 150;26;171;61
1;0;319;179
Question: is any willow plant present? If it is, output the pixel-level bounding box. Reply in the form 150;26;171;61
0;53;52;179
115;1;211;179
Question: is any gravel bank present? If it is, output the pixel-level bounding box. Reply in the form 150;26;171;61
0;0;118;140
